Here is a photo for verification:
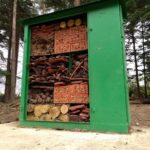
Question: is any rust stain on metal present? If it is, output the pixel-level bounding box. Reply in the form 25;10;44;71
54;83;89;103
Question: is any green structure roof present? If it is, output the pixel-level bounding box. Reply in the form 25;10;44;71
21;0;126;25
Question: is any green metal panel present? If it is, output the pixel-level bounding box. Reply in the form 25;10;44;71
88;0;130;132
20;0;130;133
20;25;30;122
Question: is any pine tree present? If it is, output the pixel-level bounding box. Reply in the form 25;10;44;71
126;0;150;98
0;0;37;101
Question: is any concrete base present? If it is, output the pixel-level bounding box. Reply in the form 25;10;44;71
0;122;149;150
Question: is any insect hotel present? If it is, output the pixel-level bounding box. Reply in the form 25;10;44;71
20;0;130;133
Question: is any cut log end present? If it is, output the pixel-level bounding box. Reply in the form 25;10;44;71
60;104;69;114
58;114;69;122
27;104;35;113
49;106;61;120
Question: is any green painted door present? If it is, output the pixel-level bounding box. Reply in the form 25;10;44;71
88;0;130;132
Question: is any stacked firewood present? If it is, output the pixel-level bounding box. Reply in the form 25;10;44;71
28;89;53;104
27;104;89;122
71;53;88;79
29;53;88;84
28;104;70;122
70;104;89;122
29;55;69;84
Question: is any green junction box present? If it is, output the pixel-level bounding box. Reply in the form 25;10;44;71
20;0;130;133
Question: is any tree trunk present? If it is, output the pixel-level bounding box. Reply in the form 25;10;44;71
4;1;13;102
15;25;20;85
131;31;141;98
4;36;12;101
10;0;17;100
74;0;81;6
41;0;46;14
141;22;147;98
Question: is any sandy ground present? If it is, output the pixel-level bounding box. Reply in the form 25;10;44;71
0;122;150;150
0;101;150;150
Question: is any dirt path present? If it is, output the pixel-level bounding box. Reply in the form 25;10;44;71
0;100;19;123
130;103;150;127
0;122;149;150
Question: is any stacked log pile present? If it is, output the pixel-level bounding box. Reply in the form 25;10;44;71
71;53;88;79
28;53;89;122
29;55;69;84
70;104;89;122
28;104;89;122
28;104;70;122
28;89;53;104
29;53;88;84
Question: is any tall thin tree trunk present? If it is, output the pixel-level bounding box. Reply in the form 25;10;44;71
141;22;147;98
41;0;46;14
74;0;81;6
10;0;17;100
4;36;12;101
14;26;20;86
132;31;141;98
4;1;13;102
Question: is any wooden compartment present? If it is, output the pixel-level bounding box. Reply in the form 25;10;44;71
54;83;89;104
31;25;55;56
54;26;88;54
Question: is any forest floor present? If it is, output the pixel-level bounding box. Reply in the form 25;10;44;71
0;99;19;123
0;100;150;150
130;101;150;127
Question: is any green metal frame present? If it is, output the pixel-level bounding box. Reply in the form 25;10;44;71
20;0;130;133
